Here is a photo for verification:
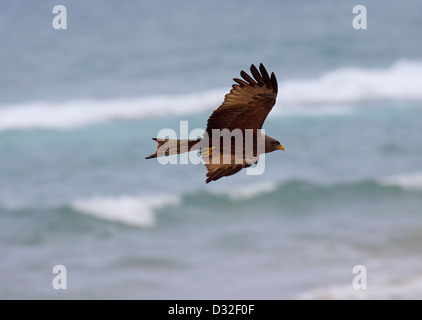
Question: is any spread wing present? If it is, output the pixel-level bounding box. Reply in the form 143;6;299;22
202;150;258;183
204;155;251;184
206;63;278;134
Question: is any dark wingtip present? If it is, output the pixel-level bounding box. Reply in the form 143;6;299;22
258;63;265;75
240;70;256;85
233;77;248;87
250;64;264;86
259;63;271;87
271;72;278;93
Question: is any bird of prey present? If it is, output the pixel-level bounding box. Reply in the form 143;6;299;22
146;63;284;183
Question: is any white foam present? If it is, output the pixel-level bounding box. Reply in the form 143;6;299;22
0;90;225;131
1;60;421;131
276;105;354;117
277;60;422;105
210;180;278;200
71;194;181;227
297;273;422;300
377;173;422;191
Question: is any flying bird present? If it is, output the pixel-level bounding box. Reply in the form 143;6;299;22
146;63;284;183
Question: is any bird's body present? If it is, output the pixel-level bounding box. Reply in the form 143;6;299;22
146;63;284;183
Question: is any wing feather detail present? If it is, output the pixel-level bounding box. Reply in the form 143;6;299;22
206;63;278;133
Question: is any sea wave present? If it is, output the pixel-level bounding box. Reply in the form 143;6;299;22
3;173;421;211
0;60;421;131
2;173;421;213
71;194;181;227
0;90;223;131
278;60;422;105
296;272;422;300
376;173;422;191
208;180;278;200
201;174;422;205
2;174;420;227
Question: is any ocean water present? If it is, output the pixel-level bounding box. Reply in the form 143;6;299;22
1;0;422;299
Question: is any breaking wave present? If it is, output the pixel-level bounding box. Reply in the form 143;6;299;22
71;194;181;227
0;60;421;131
376;172;422;191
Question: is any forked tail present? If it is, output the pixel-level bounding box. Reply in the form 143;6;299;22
145;138;202;159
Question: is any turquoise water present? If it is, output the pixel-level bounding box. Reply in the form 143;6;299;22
1;0;422;299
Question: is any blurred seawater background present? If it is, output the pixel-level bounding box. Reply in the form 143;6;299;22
0;0;422;299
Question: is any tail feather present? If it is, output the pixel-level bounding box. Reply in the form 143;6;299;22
146;138;201;159
145;138;162;159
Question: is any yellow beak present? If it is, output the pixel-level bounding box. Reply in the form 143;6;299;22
277;144;285;151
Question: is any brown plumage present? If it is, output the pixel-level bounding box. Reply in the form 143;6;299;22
146;63;284;183
206;63;278;133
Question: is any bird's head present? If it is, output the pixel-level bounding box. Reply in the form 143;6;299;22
276;141;285;151
265;136;285;153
